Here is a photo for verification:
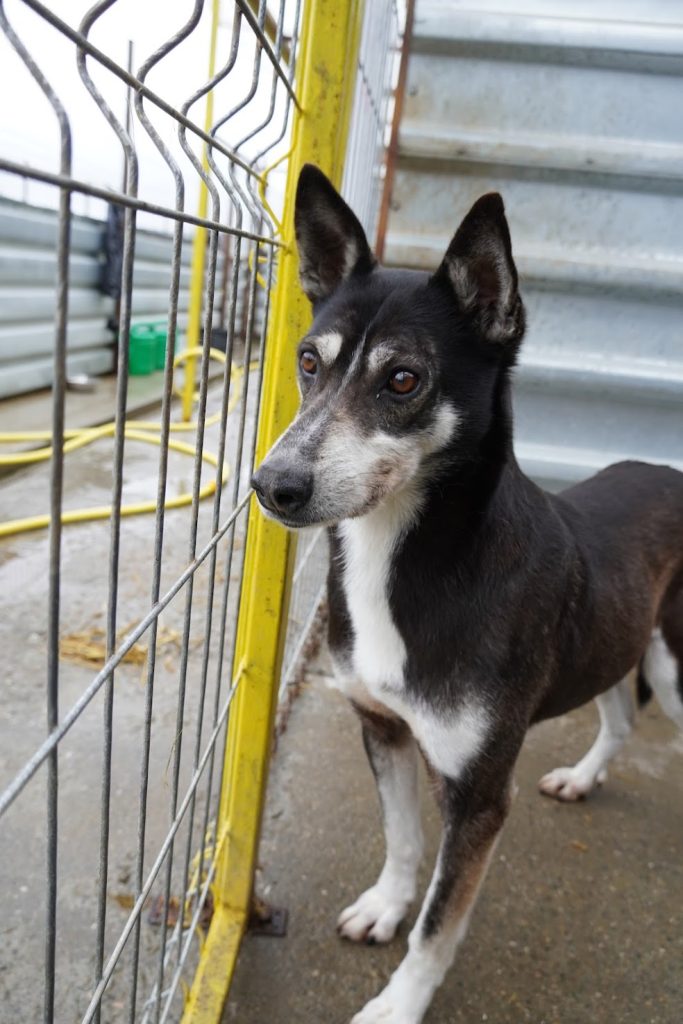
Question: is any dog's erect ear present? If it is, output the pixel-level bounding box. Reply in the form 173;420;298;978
295;164;375;303
434;193;524;347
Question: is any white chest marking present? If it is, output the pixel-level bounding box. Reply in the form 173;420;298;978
334;477;491;781
339;493;417;691
334;406;459;693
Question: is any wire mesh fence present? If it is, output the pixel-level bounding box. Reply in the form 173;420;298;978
0;1;403;1022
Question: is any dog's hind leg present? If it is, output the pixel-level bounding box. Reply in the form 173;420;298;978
643;625;683;730
338;708;423;945
539;673;635;802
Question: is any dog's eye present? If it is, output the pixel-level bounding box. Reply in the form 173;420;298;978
299;350;318;376
387;369;419;396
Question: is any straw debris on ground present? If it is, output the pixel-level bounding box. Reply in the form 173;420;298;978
60;623;182;670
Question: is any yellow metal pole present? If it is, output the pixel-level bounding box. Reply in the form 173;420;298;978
182;0;221;422
182;1;366;1021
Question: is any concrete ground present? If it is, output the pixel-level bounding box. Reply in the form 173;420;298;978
227;651;683;1024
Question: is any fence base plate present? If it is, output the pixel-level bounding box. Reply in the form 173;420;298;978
248;899;288;937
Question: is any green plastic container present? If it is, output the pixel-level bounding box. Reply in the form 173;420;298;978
129;323;157;375
151;322;169;370
144;320;180;370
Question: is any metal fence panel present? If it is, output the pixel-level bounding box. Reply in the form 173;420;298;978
0;1;294;1021
0;1;400;1022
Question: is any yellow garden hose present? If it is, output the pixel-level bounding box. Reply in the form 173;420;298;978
0;347;256;539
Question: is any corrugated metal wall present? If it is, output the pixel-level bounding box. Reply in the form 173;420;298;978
0;198;115;397
384;0;683;489
0;197;258;400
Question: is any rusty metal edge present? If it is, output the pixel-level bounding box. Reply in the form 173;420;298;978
375;0;416;262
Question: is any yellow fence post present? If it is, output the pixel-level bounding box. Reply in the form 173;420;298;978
182;1;366;1021
181;0;220;423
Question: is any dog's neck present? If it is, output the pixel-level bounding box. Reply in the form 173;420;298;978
331;370;538;675
411;366;527;541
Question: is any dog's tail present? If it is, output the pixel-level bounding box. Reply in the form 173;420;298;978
636;657;653;708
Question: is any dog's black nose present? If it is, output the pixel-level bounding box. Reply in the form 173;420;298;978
251;459;313;517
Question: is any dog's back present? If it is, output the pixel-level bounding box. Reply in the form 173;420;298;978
538;460;683;723
561;460;683;563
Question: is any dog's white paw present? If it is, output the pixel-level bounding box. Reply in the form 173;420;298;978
350;991;419;1024
338;884;410;944
538;765;607;801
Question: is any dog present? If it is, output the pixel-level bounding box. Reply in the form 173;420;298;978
251;164;683;1024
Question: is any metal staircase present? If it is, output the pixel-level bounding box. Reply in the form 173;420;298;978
383;0;683;489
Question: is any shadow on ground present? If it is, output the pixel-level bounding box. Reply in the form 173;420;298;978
227;652;683;1024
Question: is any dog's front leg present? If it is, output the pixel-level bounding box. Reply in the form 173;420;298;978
351;765;513;1024
338;707;423;945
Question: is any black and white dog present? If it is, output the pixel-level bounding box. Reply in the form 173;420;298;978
252;164;683;1024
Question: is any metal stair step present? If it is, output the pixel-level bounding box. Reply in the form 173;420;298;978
398;123;683;190
386;168;683;269
383;234;683;297
385;1;683;489
412;4;683;72
515;351;683;406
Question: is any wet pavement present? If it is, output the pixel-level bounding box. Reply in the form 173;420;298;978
226;652;683;1024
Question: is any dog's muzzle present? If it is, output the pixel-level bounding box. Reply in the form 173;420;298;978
251;456;313;522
